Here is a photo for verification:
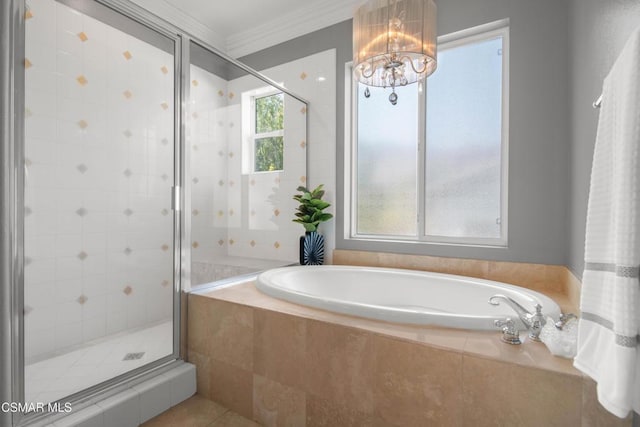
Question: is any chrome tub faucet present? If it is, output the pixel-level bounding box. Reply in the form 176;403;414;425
489;294;547;342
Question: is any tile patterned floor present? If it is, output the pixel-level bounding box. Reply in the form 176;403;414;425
25;321;173;404
142;395;260;427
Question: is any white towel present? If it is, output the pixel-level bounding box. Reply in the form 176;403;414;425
574;27;640;419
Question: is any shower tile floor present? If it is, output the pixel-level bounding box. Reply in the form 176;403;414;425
25;321;173;404
142;395;259;427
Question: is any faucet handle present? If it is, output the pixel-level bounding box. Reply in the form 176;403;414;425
494;318;522;345
528;304;546;342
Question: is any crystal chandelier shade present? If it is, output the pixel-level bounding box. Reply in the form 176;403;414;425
353;0;437;90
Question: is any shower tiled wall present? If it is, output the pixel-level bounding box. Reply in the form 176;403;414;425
189;50;336;271
24;0;174;361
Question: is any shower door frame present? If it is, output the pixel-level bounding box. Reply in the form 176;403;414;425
0;0;309;425
1;0;188;425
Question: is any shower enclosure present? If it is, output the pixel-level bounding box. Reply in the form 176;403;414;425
0;0;307;425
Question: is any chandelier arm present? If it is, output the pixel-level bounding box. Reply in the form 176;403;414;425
398;55;429;75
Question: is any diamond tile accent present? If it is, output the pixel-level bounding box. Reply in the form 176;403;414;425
275;177;281;184
123;285;133;296
301;106;307;114
123;90;133;99
123;169;132;177
192;177;199;184
77;294;88;305
192;145;199;151
77;120;88;129
229;239;235;245
228;92;235;99
24;257;32;266
300;72;308;80
218;180;224;186
77;32;88;42
218;239;224;246
250;179;255;186
124;247;132;255
192;112;199;119
300;140;307;148
160;102;169;110
123;50;132;60
24;305;33;315
218;121;224;127
192;241;199;249
192;79;199;86
218;90;224;97
229;209;235;216
25;108;33;118
161;280;170;287
250;240;256;247
25;9;33;20
25;158;32;166
76;164;88;174
123;129;132;138
192;209;199;216
24;58;32;69
229;122;234;128
161;138;169;146
161;174;169;181
77;251;88;261
229;180;235;187
228;152;234;158
76;207;87;217
123;352;144;361
218;150;224;157
123;208;133;216
161;244;169;251
300;176;307;183
217;210;224;217
274;209;280;217
161;66;169;74
161;209;169;216
25;206;32;216
76;75;88;86
250;210;256;217
274;242;281;249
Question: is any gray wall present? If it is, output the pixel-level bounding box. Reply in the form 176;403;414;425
240;0;571;266
567;0;640;278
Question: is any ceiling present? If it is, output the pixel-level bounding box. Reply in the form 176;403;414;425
133;0;363;57
163;0;311;36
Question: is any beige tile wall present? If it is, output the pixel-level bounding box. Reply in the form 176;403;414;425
187;286;631;426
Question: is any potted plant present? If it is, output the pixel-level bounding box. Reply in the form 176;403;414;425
292;184;333;265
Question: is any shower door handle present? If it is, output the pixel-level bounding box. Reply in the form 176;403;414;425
172;186;181;211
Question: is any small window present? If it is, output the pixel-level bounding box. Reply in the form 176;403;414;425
253;93;284;172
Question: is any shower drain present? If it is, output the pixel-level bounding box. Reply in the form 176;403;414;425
122;352;145;361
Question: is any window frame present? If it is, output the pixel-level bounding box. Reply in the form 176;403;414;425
242;87;285;174
345;19;510;247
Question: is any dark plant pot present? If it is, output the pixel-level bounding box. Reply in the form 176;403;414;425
299;231;325;265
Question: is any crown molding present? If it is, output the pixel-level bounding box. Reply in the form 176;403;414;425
227;0;363;58
128;0;226;50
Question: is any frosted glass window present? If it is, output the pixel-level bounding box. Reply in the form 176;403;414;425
350;23;508;245
356;84;418;236
425;37;503;239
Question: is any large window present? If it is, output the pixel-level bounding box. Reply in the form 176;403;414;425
347;21;509;246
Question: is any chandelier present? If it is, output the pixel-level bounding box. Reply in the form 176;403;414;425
353;0;437;105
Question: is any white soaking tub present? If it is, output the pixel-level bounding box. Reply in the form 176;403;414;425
256;265;561;330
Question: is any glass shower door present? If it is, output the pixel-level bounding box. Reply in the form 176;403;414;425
23;0;177;404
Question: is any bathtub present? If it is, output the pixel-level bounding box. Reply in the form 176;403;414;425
256;265;561;331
